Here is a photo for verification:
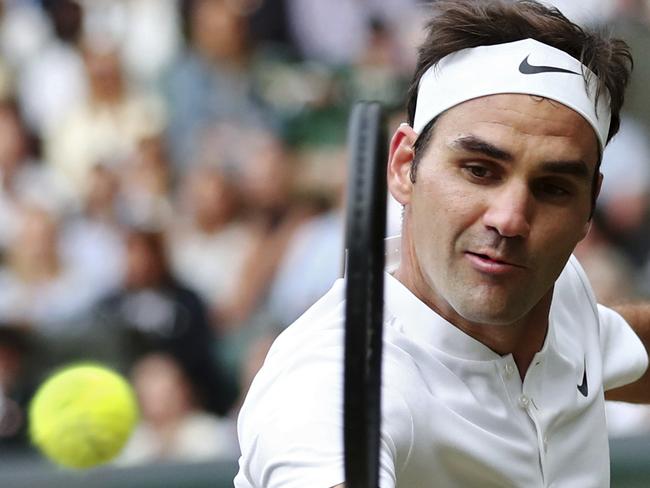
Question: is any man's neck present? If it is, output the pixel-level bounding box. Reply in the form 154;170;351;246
393;264;552;380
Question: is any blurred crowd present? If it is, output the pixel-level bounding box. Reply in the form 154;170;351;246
0;0;648;468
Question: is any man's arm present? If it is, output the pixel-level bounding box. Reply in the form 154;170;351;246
605;303;650;403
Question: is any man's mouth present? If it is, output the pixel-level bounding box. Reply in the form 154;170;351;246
468;252;508;264
464;251;525;273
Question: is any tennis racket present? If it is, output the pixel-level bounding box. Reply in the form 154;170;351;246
343;101;388;488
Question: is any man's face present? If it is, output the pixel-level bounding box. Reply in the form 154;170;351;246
389;94;600;327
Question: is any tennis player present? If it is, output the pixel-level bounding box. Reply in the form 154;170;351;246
235;1;650;486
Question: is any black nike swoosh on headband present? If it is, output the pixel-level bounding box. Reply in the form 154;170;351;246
518;55;581;76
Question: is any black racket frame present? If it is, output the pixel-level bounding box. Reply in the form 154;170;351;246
343;101;388;488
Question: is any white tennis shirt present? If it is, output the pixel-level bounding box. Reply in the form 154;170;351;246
235;238;648;487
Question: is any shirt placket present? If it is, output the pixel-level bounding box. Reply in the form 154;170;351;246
499;355;549;487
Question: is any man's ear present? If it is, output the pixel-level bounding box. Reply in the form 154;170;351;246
594;171;603;201
387;124;418;205
582;171;604;239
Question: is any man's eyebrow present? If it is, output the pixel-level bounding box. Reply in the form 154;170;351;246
539;160;591;180
450;135;592;181
449;135;513;161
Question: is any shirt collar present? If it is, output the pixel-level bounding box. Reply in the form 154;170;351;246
383;235;557;362
384;271;502;361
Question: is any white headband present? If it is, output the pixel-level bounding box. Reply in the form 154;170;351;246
413;38;611;149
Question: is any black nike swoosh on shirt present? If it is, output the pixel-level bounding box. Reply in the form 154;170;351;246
518;55;581;76
577;360;588;397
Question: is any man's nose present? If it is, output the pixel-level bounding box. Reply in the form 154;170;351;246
482;183;532;238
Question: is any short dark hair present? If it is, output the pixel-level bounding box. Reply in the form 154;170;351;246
407;0;633;190
407;0;633;214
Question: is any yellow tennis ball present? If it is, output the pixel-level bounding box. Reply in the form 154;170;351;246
29;364;139;469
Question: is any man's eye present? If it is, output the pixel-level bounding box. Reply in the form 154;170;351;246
465;165;492;179
537;182;571;197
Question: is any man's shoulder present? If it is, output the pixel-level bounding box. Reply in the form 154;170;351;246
267;278;347;360
236;278;414;488
554;254;598;315
242;279;347;407
237;279;348;454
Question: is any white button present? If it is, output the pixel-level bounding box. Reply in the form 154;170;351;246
518;395;530;409
543;435;549;452
504;363;515;377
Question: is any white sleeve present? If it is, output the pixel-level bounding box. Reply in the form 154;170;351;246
598;304;648;391
237;362;346;488
235;336;398;488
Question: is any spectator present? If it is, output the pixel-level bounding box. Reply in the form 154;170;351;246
0;98;72;253
574;222;638;306
17;0;87;137
594;116;650;269
265;203;344;329
81;0;181;88
0;1;50;71
60;164;125;298
0;205;99;330
93;228;237;415
285;0;418;66
165;0;271;169
346;18;410;111
0;326;36;455
120;134;174;229
207;128;321;382
118;352;238;465
216;127;313;329
169;164;254;315
45;37;164;202
264;165;345;329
